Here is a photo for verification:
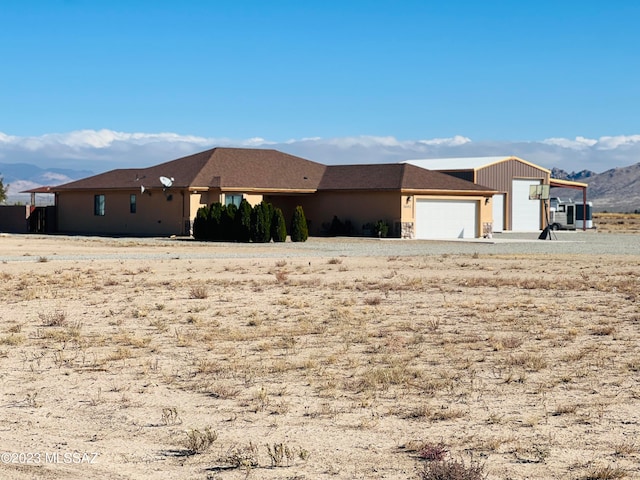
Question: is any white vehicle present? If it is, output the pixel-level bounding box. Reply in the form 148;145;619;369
549;198;593;230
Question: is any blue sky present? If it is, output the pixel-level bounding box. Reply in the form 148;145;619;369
1;0;640;187
1;0;639;141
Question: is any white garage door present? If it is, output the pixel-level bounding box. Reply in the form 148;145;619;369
492;194;504;232
512;179;541;231
416;199;478;239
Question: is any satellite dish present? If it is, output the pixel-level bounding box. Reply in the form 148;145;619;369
159;176;174;188
141;185;146;193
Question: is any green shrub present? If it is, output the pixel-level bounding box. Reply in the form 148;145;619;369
208;202;224;240
235;199;252;242
271;207;287;242
193;206;209;240
325;215;352;236
222;203;237;241
251;201;273;243
373;219;389;238
291;205;308;242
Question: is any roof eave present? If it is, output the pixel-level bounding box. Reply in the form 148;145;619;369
549;178;588;188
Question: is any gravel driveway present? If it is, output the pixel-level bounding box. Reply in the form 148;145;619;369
1;231;638;262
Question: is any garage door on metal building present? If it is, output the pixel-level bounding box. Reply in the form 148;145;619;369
492;193;505;232
416;199;478;239
511;179;541;231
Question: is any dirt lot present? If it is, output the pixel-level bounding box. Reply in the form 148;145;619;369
594;212;640;234
0;234;639;479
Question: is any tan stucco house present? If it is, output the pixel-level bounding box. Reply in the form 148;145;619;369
52;147;497;239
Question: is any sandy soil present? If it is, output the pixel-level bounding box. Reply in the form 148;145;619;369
0;235;639;480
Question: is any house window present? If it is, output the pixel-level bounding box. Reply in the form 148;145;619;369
225;194;243;208
130;194;137;213
94;194;105;216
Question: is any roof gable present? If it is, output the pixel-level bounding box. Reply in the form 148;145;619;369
403;156;551;174
54;148;326;192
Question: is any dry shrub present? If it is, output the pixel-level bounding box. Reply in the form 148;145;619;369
507;353;547;371
364;296;382;306
582;465;627;479
590;324;616;336
419;458;487;480
418;442;448;461
189;285;209;299
223;442;259;469
39;310;66;327
183;427;217;454
274;270;289;283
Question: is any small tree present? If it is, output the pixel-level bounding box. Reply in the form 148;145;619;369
290;205;308;242
222;203;237;241
373;220;389;238
234;199;252;242
0;174;7;204
271;207;287;242
250;201;272;243
208;202;224;241
193;206;209;240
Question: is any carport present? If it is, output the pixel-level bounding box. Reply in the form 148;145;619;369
549;178;589;231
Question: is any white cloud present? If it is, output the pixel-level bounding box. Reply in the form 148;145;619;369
542;136;598;149
595;135;640;150
543;135;640;151
418;135;471;147
1;129;639;182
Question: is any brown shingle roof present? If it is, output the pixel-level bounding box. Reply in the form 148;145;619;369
52;148;494;194
319;163;495;192
53;148;327;192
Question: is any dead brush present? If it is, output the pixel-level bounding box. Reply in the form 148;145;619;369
364;295;382;306
161;407;181;425
581;465;627;479
183;427;218;454
589;324;616;336
274;270;289;283
38;310;67;327
189;284;209;299
418;442;448;461
419;457;487;480
266;442;295;467
507;352;547;371
222;442;259;469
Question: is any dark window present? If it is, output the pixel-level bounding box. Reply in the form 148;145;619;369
94;194;105;216
225;194;243;208
130;194;137;213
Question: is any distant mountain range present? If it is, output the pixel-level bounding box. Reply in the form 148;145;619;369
551;163;640;212
0;163;94;204
2;161;640;212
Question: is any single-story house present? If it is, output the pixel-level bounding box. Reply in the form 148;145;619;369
403;156;588;232
51;147;497;239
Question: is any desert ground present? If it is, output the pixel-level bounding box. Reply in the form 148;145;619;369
0;226;639;479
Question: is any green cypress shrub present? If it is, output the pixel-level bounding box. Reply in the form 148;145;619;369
250;201;271;243
271;207;287;242
208;202;224;241
193;206;209;240
234;199;252;242
291;205;308;242
222;203;237;241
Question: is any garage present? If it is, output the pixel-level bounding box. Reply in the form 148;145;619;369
404;156;559;232
511;179;542;231
416;199;478;239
